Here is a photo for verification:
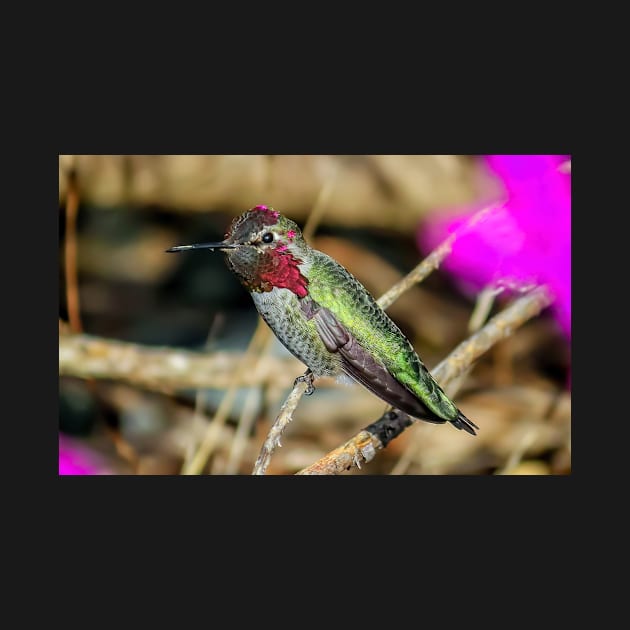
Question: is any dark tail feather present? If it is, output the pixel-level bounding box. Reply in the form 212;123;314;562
450;411;479;436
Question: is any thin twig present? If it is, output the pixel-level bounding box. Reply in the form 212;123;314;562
63;156;82;333
390;284;500;474
468;286;502;334
494;428;539;475
220;381;264;474
301;165;339;243
220;332;276;474
376;204;500;310
430;286;553;385
388;427;427;476
252;377;309;475
181;321;270;475
181;314;225;472
296;286;554;474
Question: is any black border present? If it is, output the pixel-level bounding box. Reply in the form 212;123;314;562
39;86;577;567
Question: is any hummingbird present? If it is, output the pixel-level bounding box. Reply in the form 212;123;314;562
167;205;478;435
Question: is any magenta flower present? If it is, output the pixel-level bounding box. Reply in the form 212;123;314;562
418;155;571;338
59;435;112;475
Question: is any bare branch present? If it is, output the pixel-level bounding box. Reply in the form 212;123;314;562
296;286;554;475
252;377;310;475
430;286;553;385
390;284;499;474
376;205;500;310
296;411;413;475
181;322;271;475
59;333;302;391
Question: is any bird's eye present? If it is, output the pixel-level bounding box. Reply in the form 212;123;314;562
262;232;274;243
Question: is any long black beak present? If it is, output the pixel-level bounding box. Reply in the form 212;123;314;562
166;241;237;253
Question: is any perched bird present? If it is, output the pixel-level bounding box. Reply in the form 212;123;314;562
167;205;478;435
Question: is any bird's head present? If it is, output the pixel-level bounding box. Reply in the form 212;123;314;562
167;205;309;297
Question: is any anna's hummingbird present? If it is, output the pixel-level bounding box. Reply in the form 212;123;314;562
167;205;478;435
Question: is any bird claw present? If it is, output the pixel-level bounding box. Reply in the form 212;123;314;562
294;370;315;396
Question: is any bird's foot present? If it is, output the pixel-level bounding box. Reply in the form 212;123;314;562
294;370;315;396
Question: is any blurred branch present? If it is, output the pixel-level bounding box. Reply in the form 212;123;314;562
61;162;142;470
390;284;500;474
57;155;488;232
182;321;271;475
301;165;339;243
59;333;303;391
430;286;553;384
63;158;82;333
59;319;71;335
182;314;230;472
296;286;554;475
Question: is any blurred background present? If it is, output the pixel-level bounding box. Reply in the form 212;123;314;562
58;155;571;475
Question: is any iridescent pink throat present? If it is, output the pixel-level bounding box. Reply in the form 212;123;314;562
256;248;308;298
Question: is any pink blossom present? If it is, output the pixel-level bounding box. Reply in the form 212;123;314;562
418;155;571;338
59;435;112;475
